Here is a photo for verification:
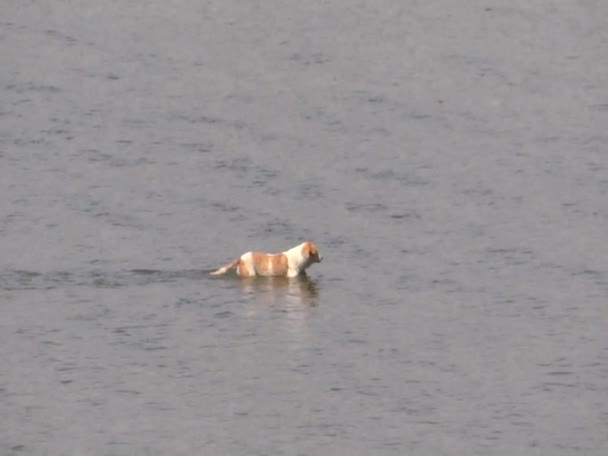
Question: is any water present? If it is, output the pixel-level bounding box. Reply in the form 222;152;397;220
2;1;608;454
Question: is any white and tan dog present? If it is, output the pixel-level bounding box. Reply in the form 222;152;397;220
210;241;322;277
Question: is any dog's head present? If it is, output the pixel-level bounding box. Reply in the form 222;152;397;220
301;241;322;263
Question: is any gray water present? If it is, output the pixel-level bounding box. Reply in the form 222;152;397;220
2;1;608;455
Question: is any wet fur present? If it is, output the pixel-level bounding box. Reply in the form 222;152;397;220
210;241;322;277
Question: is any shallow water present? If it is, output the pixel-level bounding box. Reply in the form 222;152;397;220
2;1;608;455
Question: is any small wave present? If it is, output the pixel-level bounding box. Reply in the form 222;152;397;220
0;269;210;291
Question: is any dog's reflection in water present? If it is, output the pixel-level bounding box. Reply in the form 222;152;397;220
237;274;319;310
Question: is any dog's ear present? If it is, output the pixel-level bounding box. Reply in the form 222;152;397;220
301;241;311;258
309;243;317;257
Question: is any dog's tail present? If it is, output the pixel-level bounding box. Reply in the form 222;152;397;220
210;257;240;275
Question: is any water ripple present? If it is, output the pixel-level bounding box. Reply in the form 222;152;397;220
0;269;209;290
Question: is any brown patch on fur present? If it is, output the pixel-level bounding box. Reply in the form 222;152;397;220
250;252;288;276
236;257;253;277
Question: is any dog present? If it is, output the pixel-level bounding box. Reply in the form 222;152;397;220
210;241;322;277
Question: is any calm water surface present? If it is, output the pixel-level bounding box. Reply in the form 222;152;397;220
2;1;608;455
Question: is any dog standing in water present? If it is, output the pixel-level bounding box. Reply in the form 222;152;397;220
210;241;322;277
